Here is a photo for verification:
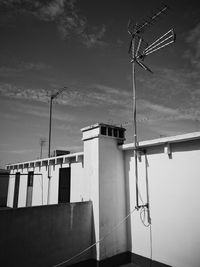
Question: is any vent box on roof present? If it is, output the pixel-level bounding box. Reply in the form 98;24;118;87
81;123;126;145
99;124;126;143
101;126;107;135
54;150;70;157
108;127;112;136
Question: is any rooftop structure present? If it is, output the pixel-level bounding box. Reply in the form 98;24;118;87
3;123;200;267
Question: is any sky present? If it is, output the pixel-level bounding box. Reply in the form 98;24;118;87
0;0;200;166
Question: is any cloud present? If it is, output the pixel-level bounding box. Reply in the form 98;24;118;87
184;23;200;69
38;0;66;19
80;25;107;48
1;66;200;130
3;98;76;123
0;82;131;108
0;0;106;48
94;84;129;97
0;62;51;76
0;83;49;102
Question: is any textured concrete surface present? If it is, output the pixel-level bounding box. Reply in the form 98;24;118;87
0;201;93;267
119;263;140;267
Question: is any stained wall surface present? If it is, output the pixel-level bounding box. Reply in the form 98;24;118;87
0;201;93;267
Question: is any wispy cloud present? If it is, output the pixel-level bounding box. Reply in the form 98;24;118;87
80;25;107;48
1;67;200;131
94;84;129;97
184;23;200;69
0;82;130;108
6;100;75;123
137;67;200;121
0;83;49;102
1;0;106;48
0;62;51;76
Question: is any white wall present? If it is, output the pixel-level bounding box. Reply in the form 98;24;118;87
125;140;200;267
82;127;127;261
70;161;88;203
83;137;100;259
18;172;28;207
99;136;127;259
7;160;84;208
7;171;15;208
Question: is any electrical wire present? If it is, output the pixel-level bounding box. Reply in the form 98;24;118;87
139;206;153;267
52;207;137;267
140;206;150;227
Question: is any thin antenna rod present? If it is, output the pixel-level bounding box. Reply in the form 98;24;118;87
47;86;67;205
145;40;175;56
144;29;173;52
135;37;142;57
144;34;173;54
131;37;139;208
133;5;168;35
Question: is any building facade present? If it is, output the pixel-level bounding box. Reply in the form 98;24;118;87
6;123;200;267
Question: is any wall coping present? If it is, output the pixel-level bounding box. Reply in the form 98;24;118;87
120;131;200;150
6;151;84;171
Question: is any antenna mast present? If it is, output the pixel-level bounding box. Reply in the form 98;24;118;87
47;86;67;204
128;5;175;210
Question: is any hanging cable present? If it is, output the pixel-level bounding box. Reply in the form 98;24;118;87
140;205;151;227
149;224;153;267
52;208;137;267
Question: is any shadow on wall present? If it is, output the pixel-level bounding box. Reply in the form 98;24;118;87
0;201;94;267
125;149;152;252
0;170;9;207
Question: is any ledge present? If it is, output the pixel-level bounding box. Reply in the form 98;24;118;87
6;152;84;171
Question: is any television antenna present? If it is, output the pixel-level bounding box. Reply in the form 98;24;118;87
128;5;176;210
47;86;67;204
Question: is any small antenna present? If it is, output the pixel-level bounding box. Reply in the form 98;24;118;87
39;137;46;159
50;86;67;100
47;86;67;205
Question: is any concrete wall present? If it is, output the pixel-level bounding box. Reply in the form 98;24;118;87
99;136;127;259
7;161;84;208
0;201;93;267
124;139;200;267
83;137;100;259
82;124;127;261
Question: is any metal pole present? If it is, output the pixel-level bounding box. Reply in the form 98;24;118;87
40;138;46;159
40;144;42;159
48;96;53;159
131;37;139;209
47;96;53;204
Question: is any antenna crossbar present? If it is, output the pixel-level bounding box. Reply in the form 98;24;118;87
144;39;175;56
136;60;153;73
142;29;175;57
51;86;67;99
144;29;173;52
133;5;168;35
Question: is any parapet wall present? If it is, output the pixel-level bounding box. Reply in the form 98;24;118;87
0;201;93;267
